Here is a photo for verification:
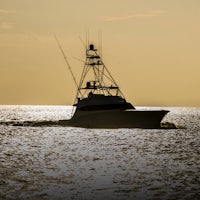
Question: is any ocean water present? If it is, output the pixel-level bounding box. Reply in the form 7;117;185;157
0;106;199;200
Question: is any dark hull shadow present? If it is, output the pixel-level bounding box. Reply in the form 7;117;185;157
0;110;179;129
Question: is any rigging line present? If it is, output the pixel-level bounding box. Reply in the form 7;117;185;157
92;65;111;95
94;51;116;84
78;36;87;49
100;60;125;97
73;57;85;63
54;35;79;90
78;64;89;91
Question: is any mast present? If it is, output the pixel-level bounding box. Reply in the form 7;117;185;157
74;43;124;103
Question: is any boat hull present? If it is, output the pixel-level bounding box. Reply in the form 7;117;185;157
59;109;169;129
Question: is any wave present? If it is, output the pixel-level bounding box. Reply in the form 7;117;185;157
0;120;61;127
0;120;180;129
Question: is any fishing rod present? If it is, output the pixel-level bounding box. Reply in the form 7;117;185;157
54;35;79;90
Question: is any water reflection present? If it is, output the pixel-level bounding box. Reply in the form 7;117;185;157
0;106;200;199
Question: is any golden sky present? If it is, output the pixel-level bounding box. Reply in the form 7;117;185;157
0;0;200;107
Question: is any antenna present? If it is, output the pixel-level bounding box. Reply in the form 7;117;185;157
87;29;90;47
98;30;102;58
78;36;87;49
54;35;79;90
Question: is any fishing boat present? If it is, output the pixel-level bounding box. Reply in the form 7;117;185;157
58;43;169;128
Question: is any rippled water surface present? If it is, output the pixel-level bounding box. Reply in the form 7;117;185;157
0;106;200;200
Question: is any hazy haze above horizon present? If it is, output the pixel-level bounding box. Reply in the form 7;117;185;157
0;0;200;107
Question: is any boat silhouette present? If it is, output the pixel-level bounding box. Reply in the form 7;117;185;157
58;43;169;128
